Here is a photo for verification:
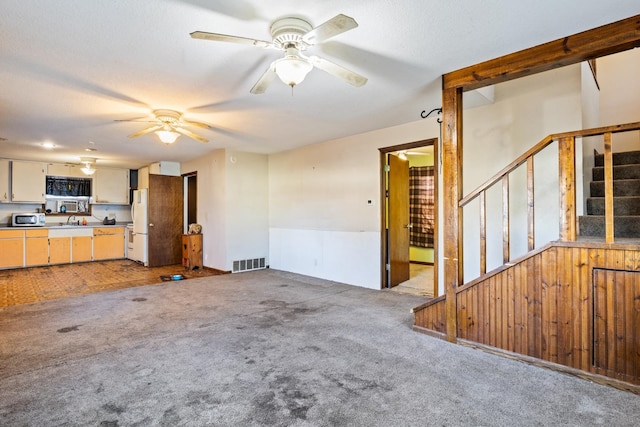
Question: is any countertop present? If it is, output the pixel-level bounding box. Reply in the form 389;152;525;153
1;222;132;230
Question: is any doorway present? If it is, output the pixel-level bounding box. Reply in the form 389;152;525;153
184;172;197;233
380;138;438;297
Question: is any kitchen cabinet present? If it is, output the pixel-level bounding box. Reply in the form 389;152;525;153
11;160;46;203
93;168;129;204
93;227;125;260
0;159;9;202
25;229;49;266
49;237;71;264
0;229;24;268
149;161;180;176
47;163;86;178
72;236;93;262
137;166;149;189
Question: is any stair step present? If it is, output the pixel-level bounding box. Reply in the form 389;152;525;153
590;179;640;197
586;197;640;215
579;215;640;237
594;150;640;167
592;164;640;181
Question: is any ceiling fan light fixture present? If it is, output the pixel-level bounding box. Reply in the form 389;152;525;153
155;130;180;144
79;157;97;175
81;165;96;175
274;49;313;87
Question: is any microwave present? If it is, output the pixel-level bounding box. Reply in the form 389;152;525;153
12;212;46;227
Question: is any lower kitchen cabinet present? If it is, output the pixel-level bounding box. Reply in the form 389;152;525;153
72;236;93;262
93;227;125;260
49;237;71;264
25;229;49;266
0;229;24;268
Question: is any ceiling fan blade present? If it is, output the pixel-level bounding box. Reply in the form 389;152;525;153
250;63;277;94
309;55;367;87
181;120;212;129
302;14;358;45
128;125;162;138
190;31;272;48
115;119;158;124
174;127;209;143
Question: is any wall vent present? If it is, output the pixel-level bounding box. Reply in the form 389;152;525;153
233;257;266;273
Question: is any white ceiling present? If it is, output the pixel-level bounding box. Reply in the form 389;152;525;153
1;1;638;170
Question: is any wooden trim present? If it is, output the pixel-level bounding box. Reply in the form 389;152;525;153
443;15;640;91
558;136;576;242
526;157;535;251
432;137;440;297
442;86;462;342
502;175;510;263
379;150;388;289
411;294;446;313
603;132;614;243
413;324;449;341
457;339;640;395
459;121;640;208
479;191;487;275
379;138;439;290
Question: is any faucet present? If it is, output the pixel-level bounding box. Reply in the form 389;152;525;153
66;215;76;225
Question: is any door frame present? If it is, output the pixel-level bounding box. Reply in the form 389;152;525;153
183;171;197;234
379;137;439;294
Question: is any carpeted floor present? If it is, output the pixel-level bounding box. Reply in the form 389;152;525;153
0;269;638;426
0;260;224;307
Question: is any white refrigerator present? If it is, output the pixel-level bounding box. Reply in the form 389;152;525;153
130;188;149;266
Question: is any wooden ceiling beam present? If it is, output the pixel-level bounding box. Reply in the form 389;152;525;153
443;14;640;91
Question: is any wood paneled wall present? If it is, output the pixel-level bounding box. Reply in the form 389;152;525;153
413;242;640;386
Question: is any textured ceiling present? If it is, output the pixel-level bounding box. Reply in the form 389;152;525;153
1;0;638;169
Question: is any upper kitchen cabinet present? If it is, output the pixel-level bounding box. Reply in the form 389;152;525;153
47;163;86;178
12;160;45;203
93;168;129;204
0;159;9;202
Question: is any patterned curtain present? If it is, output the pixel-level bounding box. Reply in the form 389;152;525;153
409;166;434;248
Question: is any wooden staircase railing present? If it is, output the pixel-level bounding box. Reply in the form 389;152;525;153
459;121;640;280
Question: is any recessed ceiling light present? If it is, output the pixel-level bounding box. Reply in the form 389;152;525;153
41;142;55;149
85;147;97;152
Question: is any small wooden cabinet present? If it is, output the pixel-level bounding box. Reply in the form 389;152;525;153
0;229;24;268
93;227;125;260
182;234;203;270
25;229;49;266
49;237;71;264
72;236;93;262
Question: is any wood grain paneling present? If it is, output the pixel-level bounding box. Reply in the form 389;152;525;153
414;242;640;386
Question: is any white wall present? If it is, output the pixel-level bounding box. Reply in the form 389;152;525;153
225;151;269;271
181;149;269;272
462;64;583;282
181;149;227;270
581;61;601;213
598;48;640;152
268;118;441;290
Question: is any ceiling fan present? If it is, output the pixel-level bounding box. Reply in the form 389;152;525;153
115;110;210;144
190;14;368;94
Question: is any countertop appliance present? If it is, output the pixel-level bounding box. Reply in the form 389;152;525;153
130;189;149;266
12;212;45;227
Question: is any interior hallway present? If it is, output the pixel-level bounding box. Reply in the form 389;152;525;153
391;263;434;297
1;269;637;425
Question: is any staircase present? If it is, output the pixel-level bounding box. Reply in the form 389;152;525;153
579;150;640;238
